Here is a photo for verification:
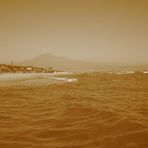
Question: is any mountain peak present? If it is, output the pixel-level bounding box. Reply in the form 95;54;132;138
17;53;99;72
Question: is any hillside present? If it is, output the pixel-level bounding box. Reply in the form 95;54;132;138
17;53;101;72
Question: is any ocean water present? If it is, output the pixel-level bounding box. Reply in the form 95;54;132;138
0;73;148;148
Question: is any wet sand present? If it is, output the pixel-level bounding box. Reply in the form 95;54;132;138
0;73;148;148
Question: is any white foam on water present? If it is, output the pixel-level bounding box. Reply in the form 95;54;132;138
0;72;74;82
52;77;78;83
0;73;78;86
143;71;148;74
0;73;42;81
115;71;135;75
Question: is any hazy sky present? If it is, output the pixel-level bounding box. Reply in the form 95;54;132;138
0;0;148;65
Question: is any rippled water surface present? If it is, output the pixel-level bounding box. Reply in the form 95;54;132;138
0;73;148;148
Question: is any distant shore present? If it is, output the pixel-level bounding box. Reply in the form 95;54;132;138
0;64;55;73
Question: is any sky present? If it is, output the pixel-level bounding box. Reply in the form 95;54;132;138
0;0;148;65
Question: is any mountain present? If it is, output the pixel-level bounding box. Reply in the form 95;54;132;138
17;53;100;72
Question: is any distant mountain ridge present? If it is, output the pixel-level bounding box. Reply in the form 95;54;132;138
17;53;148;72
17;53;100;72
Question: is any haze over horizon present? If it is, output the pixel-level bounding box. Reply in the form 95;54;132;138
0;0;148;65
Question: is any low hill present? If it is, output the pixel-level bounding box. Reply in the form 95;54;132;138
17;53;101;72
17;53;148;72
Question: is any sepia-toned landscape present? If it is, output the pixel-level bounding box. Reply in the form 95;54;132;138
0;0;148;148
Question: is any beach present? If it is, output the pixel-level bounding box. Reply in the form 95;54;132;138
0;72;148;148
